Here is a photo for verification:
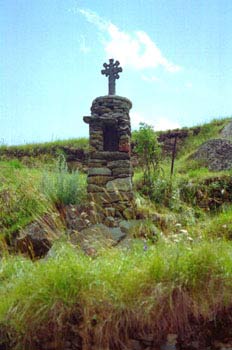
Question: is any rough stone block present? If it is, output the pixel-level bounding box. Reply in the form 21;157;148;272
119;140;130;153
91;191;133;204
107;160;130;169
112;167;131;176
91;151;130;160
88;167;111;176
87;184;104;193
106;177;132;192
88;175;113;185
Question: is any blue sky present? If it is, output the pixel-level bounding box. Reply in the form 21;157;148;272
1;0;232;145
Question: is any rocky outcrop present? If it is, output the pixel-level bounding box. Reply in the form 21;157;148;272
191;138;232;171
15;215;63;258
220;119;232;139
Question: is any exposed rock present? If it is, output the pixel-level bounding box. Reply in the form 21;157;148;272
88;167;111;176
87;184;105;192
109;227;126;242
119;219;158;239
191;138;232;171
88;175;113;185
104;216;116;227
90;191;133;204
16;217;62;258
220;120;232;139
70;224;126;254
91;151;130;160
106;177;132;192
112;167;132;176
64;205;90;231
107;160;131;169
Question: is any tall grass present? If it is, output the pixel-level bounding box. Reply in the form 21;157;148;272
41;155;87;206
0;238;232;348
0;162;52;237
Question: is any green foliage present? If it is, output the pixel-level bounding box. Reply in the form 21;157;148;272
179;117;231;158
41;154;87;206
0;137;89;154
1;239;232;346
133;123;161;190
0;163;51;236
203;205;232;239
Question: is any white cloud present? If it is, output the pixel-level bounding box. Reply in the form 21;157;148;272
79;35;91;54
77;8;181;72
141;74;160;82
131;111;181;131
155;117;180;131
78;9;108;31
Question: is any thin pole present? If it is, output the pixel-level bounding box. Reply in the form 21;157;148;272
170;135;178;177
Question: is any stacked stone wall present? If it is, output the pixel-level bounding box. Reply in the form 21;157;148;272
84;95;134;220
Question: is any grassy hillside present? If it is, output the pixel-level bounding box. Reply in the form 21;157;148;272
1;118;232;349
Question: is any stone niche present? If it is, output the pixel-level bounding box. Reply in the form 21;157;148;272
83;95;134;219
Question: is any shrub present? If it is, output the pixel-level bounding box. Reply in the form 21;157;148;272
133;123;161;189
41;154;87;206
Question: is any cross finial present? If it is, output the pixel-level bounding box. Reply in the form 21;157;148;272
101;58;123;95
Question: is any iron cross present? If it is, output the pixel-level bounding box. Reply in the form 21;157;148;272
101;58;123;95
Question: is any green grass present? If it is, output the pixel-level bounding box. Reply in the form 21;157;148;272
0;158;87;237
0;137;89;153
202;205;232;239
0;162;51;237
1;238;232;348
1;117;232;348
177;117;231;158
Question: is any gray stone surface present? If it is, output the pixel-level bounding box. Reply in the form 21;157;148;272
119;219;158;239
88;175;113;185
112;167;131;176
191;138;232;171
91;151;130;160
91;191;133;204
88;167;111;176
70;224;126;253
107;160;131;169
16;220;61;258
220;120;232;139
106;177;132;192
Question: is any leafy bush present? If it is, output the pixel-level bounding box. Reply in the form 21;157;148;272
133;123;161;189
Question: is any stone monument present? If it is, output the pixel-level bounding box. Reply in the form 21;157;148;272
83;59;134;221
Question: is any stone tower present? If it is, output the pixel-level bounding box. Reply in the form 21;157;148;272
83;59;134;220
